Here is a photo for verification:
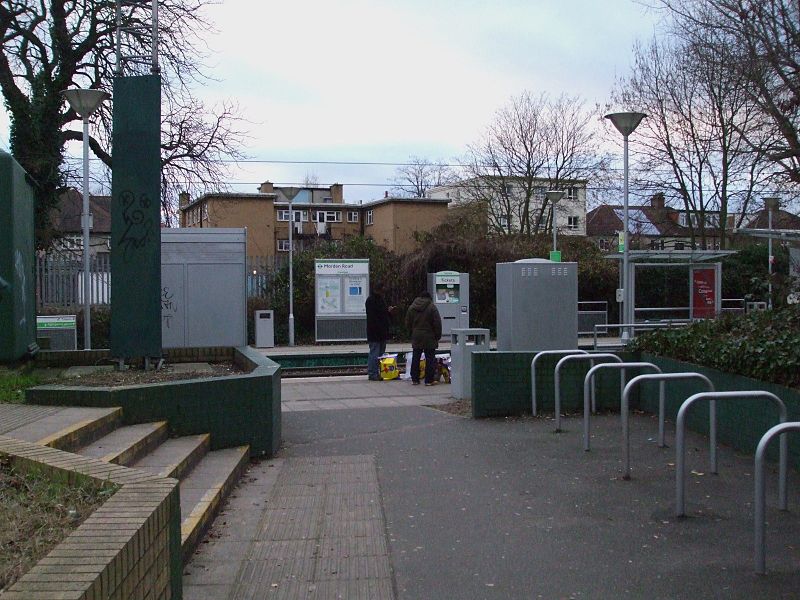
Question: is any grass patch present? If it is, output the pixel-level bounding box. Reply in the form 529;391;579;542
0;369;39;404
0;457;117;592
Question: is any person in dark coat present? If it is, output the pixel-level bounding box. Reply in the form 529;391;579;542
405;290;442;385
365;282;394;381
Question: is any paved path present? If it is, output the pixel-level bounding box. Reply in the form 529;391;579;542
186;378;800;599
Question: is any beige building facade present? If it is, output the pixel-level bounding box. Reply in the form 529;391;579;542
179;183;450;257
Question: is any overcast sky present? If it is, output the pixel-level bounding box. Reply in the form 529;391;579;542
0;0;662;203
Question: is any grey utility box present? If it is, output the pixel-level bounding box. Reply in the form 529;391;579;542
496;259;578;351
427;271;469;339
450;328;490;400
161;228;247;349
255;310;275;348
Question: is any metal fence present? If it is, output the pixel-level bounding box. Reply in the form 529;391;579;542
36;253;284;309
578;301;608;336
36;253;111;309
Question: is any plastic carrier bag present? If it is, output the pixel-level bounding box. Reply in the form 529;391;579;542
379;354;399;380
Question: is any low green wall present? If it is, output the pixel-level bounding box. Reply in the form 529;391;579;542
26;346;281;457
471;351;642;418
640;353;800;463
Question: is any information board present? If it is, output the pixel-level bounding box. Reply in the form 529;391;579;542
314;259;369;341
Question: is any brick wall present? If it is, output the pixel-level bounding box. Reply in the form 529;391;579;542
0;435;182;600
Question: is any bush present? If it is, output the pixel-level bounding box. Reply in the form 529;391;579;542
629;305;800;389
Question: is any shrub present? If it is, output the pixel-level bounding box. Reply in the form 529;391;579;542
629;305;800;389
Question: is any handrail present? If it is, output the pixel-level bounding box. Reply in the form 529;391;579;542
554;353;621;432
621;373;714;480
593;320;692;349
755;422;798;574
583;362;662;452
530;350;587;416
676;391;787;518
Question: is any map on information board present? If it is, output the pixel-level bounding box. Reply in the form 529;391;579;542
317;277;341;313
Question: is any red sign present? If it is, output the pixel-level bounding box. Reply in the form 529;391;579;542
692;268;716;319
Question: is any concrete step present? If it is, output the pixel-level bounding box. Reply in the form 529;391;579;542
2;406;122;452
130;434;210;479
75;421;169;466
179;445;250;562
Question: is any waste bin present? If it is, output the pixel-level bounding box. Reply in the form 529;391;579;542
255;310;275;348
450;328;490;400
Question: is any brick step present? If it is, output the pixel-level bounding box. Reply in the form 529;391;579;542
1;406;122;452
75;421;169;466
130;434;210;480
179;445;250;563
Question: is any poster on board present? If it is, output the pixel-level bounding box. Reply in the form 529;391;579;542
344;275;367;313
317;276;341;314
691;267;716;319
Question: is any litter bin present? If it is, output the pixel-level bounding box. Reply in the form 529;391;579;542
255;310;275;348
450;328;490;400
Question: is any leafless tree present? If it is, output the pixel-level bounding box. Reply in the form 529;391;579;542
0;0;247;240
651;0;800;184
392;156;455;198
461;91;604;236
611;33;773;248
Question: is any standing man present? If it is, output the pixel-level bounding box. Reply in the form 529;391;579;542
365;282;393;381
405;290;442;386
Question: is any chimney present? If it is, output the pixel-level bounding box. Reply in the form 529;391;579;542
178;191;190;209
650;193;665;210
384;191;389;199
330;183;343;203
258;181;274;194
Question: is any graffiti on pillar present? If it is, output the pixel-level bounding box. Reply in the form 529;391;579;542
119;190;154;262
14;249;27;329
161;286;178;329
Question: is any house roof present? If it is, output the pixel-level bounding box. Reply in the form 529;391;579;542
429;175;588;194
180;191;277;212
745;208;800;230
360;197;450;209
586;204;690;237
52;189;112;234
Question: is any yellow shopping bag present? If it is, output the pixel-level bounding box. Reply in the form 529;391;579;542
379;354;399;381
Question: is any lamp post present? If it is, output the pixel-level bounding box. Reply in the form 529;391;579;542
764;197;780;310
61;88;111;350
546;190;565;253
283;187;300;346
605;111;647;340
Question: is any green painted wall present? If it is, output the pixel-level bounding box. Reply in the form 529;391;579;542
111;75;162;359
27;347;281;457
640;353;800;463
0;152;36;362
471;351;643;418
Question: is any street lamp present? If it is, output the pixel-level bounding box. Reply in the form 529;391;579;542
764;197;780;310
546;190;565;258
62;88;111;350
605;111;647;341
283;186;300;346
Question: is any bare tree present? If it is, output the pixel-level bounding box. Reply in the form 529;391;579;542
0;0;247;241
392;156;455;198
652;0;800;184
611;34;773;248
462;91;603;236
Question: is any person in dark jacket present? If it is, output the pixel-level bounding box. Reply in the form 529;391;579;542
365;283;394;381
405;290;442;385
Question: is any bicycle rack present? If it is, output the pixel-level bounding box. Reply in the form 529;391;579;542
755;422;798;574
583;362;662;452
554;353;621;432
676;391;787;518
620;373;714;480
530;349;587;416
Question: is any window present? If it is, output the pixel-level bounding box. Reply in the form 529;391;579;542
566;187;579;200
277;209;289;221
598;239;610;251
322;196;333;204
366;210;374;225
504;184;513;196
278;209;308;222
567;216;579;230
499;215;509;231
316;210;341;223
277;239;290;252
347;211;359;223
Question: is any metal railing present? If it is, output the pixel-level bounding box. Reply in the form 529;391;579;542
553;353;622;432
530;350;588;416
592;320;692;349
578;301;608;336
